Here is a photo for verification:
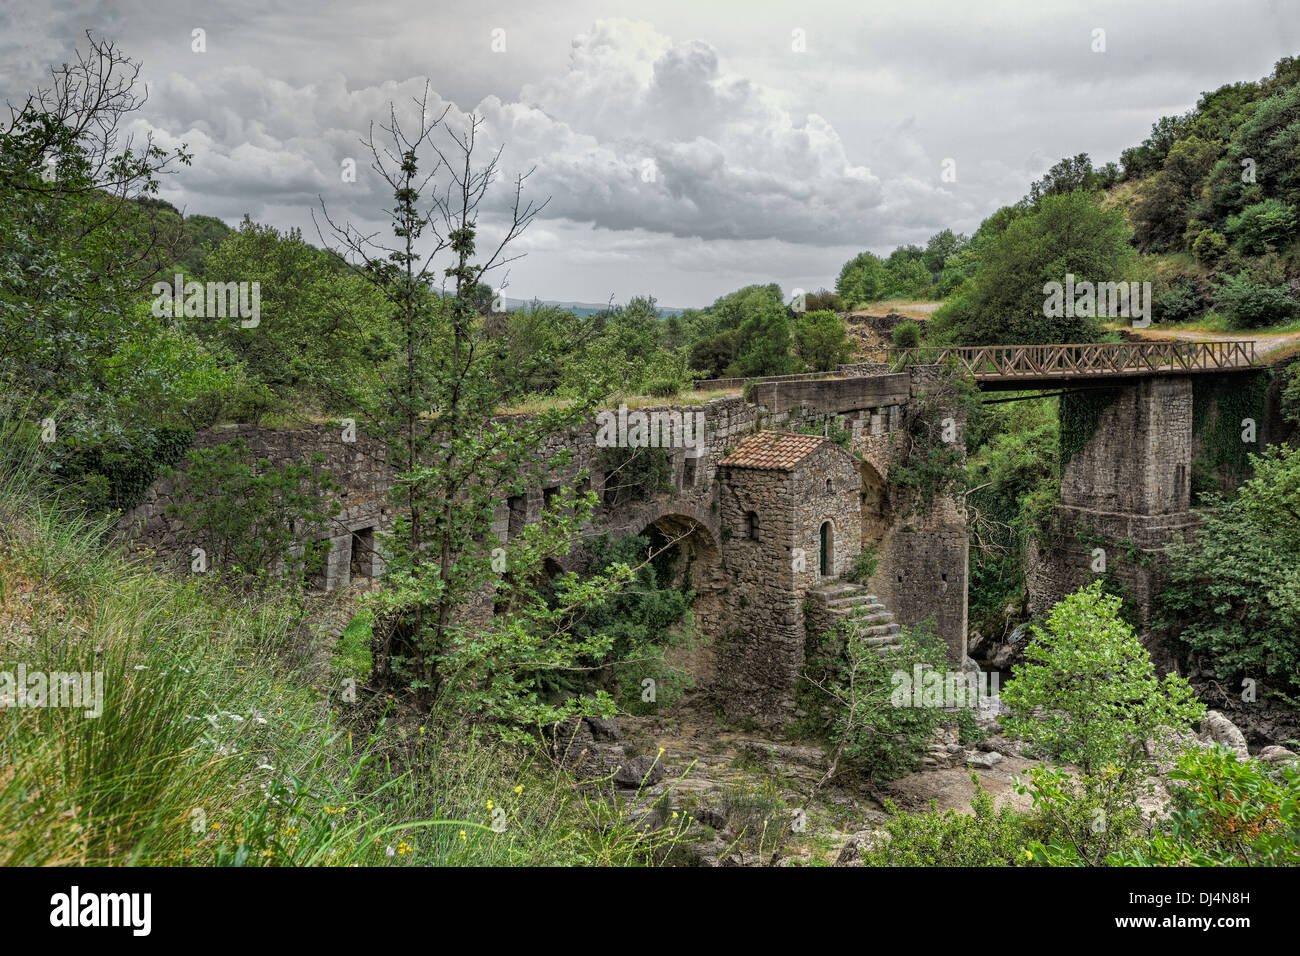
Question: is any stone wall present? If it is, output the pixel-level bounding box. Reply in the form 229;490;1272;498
1027;376;1197;671
120;369;969;726
861;366;970;664
715;441;862;727
117;422;393;589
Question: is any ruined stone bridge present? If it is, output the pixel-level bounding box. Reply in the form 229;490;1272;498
120;341;1283;727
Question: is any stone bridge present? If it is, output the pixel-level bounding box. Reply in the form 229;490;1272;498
121;366;968;728
119;341;1273;726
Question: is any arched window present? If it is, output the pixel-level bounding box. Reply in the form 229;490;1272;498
747;511;760;541
819;521;834;576
825;478;834;495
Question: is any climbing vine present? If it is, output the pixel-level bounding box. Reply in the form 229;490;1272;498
51;425;195;514
887;365;979;517
1059;389;1121;467
1190;371;1271;499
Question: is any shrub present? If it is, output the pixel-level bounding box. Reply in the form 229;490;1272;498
644;378;680;398
1109;746;1300;866
1152;276;1210;324
892;320;923;348
1191;228;1228;265
1162;443;1300;702
844;543;880;586
863;776;1034;866
799;619;947;783
1225;199;1298;255
1214;272;1300;328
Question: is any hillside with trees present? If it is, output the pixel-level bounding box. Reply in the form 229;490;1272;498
1;34;1297;879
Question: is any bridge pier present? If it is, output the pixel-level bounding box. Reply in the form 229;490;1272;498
1027;376;1197;669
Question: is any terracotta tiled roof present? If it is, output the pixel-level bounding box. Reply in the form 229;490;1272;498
719;431;830;471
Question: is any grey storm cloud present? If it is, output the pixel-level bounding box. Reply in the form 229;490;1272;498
3;0;1297;304
124;19;913;246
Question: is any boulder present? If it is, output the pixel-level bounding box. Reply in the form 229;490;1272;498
834;829;887;866
614;754;665;789
1258;745;1299;765
1198;710;1249;758
978;735;1022;757
967;751;1003;770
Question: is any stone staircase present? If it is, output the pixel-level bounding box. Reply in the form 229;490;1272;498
806;582;903;654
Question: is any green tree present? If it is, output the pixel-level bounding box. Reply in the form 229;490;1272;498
1161;443;1300;703
1003;582;1204;865
922;229;969;281
1206;84;1300;223
931;191;1137;345
317;94;637;727
792;309;852;371
0;35;191;423
196;217;395;408
734;286;796;376
1027;153;1108;203
1131;136;1220;251
836;251;886;305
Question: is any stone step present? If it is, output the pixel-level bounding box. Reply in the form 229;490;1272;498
833;603;888;618
843;608;891;623
824;593;880;608
808;583;867;602
861;633;898;646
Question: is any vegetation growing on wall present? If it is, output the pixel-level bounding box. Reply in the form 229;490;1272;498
965;397;1060;637
1058;388;1121;467
887;367;979;517
597;446;674;506
1190;371;1272;498
164;439;341;588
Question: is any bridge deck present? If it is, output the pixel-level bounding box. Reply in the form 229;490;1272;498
885;340;1259;386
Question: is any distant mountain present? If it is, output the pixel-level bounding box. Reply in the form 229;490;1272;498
499;297;691;317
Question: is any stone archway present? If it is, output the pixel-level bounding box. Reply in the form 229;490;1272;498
859;460;889;544
639;512;725;638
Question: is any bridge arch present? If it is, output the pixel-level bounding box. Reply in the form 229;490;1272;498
637;510;725;635
859;459;889;543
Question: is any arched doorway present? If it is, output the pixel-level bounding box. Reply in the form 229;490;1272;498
640;513;724;633
819;520;834;577
859;460;889;542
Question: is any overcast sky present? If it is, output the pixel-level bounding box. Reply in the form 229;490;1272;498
2;0;1297;307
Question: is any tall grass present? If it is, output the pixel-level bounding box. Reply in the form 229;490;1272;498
0;456;677;866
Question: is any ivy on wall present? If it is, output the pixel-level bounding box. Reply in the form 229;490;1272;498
887;366;980;517
1190;371;1272;500
1058;388;1121;467
52;425;195;514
